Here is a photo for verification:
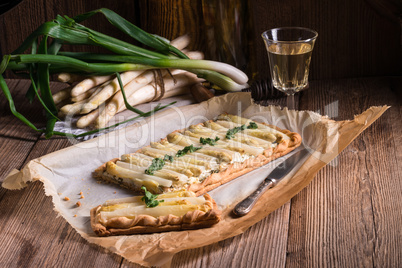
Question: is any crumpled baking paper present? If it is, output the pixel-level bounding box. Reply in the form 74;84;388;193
2;92;389;267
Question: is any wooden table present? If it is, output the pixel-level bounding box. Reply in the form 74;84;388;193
0;77;400;267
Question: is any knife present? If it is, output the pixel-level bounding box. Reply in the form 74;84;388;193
233;148;309;216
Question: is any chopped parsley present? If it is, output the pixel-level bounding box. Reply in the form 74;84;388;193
200;136;220;146
176;144;202;157
247;121;258;129
225;124;246;139
141;186;164;207
144;154;174;175
163;154;174;162
225;121;259;139
145;157;165;175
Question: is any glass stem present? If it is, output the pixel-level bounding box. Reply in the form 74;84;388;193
287;93;295;110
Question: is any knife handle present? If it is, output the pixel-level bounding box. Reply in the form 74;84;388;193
233;179;276;216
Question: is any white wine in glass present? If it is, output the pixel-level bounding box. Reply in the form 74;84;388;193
267;43;313;93
262;27;318;110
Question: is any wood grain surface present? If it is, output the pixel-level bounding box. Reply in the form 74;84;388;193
0;76;400;267
0;0;400;80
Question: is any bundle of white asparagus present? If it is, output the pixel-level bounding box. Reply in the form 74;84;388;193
53;35;205;129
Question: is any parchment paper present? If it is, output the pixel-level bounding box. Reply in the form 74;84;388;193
2;92;389;267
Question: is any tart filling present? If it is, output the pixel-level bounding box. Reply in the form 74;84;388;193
94;114;302;196
90;190;221;236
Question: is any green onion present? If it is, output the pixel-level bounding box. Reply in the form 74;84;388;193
0;8;249;138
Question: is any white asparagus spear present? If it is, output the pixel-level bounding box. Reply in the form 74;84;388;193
78;35;193;114
75;108;100;129
70;85;102;102
94;70;167;128
79;70;144;114
76;68;188;128
117;72;201;113
76;72;191;128
73;35;193;128
55;98;72;111
59;99;87;116
60;84;106;115
57;73;84;83
52;86;72;104
70;75;114;97
97;72;201;128
118;85;189;114
77;84;190;129
185;51;204;60
169;34;191;50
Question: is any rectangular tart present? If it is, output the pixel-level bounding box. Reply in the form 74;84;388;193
90;190;221;236
94;114;302;196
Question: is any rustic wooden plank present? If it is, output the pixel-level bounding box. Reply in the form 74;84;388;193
0;80;38;180
0;182;124;267
0;138;126;267
138;0;205;52
0;79;75;180
165;204;291;268
287;77;401;267
0;79;44;139
353;78;402;267
0;138;35;180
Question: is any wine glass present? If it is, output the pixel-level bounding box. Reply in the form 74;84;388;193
262;27;318;110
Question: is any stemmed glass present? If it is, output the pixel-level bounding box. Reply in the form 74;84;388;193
262;27;318;110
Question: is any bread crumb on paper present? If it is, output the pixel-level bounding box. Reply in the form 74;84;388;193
73;214;77;217
76;201;81;207
64;197;70;201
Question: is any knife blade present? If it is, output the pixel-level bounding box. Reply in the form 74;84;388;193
233;148;309;216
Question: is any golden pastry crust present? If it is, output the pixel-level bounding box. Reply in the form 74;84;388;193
93;117;302;196
90;193;221;236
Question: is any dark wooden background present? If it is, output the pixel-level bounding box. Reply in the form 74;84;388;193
0;0;401;82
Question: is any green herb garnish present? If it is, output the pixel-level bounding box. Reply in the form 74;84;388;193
225;124;246;139
141;186;164;207
176;144;202;157
145;157;165;175
247;121;258;129
163;154;174;162
200;136;220;146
